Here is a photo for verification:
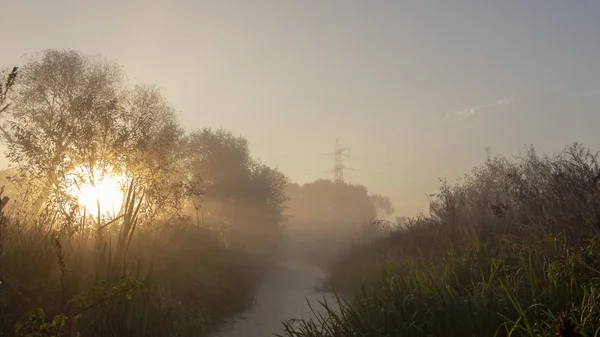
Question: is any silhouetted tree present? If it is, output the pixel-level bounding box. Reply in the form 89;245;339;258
0;50;123;213
116;84;196;220
370;193;395;219
285;179;380;228
283;180;393;264
0;49;193;220
186;128;288;253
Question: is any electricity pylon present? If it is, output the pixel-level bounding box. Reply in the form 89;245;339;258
326;139;353;183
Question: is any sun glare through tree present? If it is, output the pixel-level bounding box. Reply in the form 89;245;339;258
63;163;128;218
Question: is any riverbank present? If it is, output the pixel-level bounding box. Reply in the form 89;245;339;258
281;143;600;336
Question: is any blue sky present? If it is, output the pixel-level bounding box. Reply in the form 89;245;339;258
1;1;600;215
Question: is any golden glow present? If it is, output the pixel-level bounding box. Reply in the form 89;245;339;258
64;164;128;218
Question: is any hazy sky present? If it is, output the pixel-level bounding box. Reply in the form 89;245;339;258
2;1;600;216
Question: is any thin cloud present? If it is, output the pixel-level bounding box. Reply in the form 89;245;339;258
445;96;514;120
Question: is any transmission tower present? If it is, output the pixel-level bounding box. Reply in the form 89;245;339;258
326;139;352;183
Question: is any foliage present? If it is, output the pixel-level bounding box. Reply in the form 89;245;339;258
0;51;123;212
281;142;600;337
0;211;263;336
185;128;288;258
286;180;377;225
370;193;395;220
11;278;143;337
0;50;288;337
0;66;18;114
284;180;394;267
0;50;195;223
285;179;394;229
281;235;600;337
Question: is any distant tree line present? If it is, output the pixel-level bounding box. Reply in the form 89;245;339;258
284;179;394;259
286;180;393;225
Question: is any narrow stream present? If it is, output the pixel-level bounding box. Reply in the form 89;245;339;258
212;230;341;337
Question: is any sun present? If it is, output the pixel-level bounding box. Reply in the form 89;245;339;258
64;164;128;218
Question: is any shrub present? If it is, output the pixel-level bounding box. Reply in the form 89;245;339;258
281;143;600;337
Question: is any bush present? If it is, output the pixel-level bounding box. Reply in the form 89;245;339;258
0;201;265;337
281;143;600;337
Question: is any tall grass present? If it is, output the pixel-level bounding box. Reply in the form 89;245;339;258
0;179;270;336
282;234;600;337
281;143;600;337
